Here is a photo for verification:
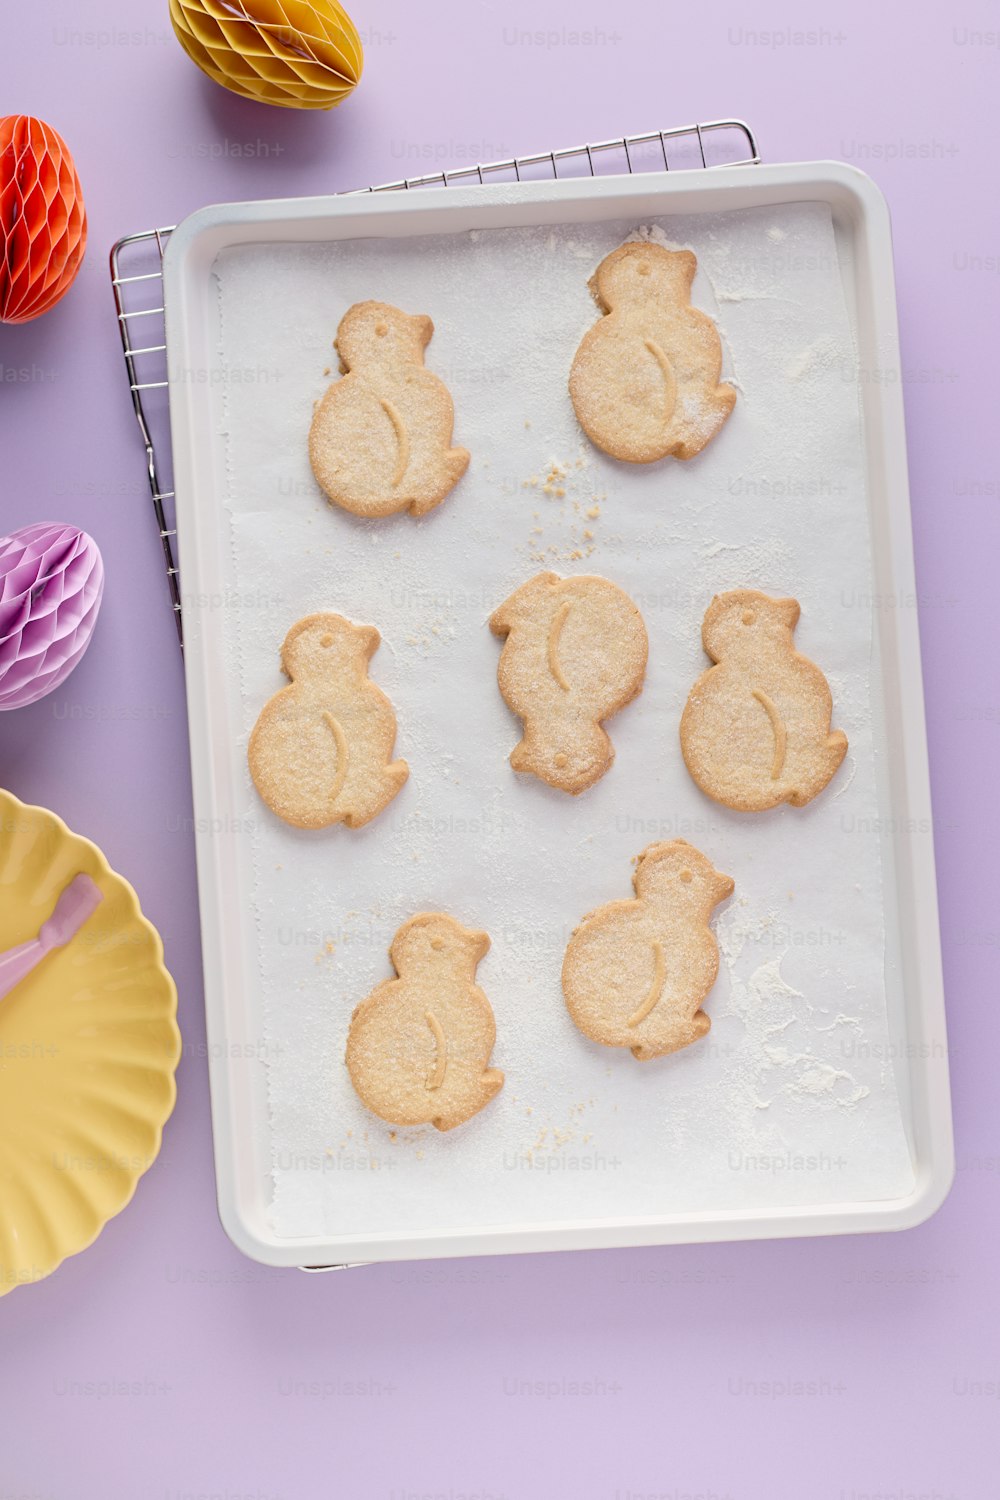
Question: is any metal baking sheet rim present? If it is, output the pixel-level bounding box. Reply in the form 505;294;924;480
163;162;954;1267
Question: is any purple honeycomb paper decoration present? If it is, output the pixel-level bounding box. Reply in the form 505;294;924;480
0;523;104;710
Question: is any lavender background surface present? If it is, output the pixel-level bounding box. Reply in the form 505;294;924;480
1;1;996;1496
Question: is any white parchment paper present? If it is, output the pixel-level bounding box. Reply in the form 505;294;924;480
211;201;914;1241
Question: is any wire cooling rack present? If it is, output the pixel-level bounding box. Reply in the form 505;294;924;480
110;120;759;651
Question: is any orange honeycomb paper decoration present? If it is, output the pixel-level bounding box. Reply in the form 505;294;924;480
0;116;87;324
169;0;364;110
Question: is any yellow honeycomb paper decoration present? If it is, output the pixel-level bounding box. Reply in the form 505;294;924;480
169;0;363;110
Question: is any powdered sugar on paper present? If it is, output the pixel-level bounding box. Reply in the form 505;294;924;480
209;200;913;1241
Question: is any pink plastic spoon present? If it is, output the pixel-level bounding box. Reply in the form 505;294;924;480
0;874;103;1003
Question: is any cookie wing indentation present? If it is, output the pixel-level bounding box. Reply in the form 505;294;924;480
643;337;678;426
751;687;787;780
321;710;350;802
380;397;410;488
424;1009;448;1091
626;940;666;1029
547;600;573;692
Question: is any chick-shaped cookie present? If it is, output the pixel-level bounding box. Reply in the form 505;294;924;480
569;241;736;464
248;612;408;830
489;571;648;795
680;590;848;812
308;300;470;518
562;840;733;1061
346;913;504;1131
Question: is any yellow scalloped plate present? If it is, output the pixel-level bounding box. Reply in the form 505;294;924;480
0;789;180;1295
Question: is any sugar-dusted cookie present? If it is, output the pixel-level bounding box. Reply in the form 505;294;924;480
680;589;848;811
562;840;733;1061
248;612;408;829
346;913;504;1131
569;240;736;464
489;571;648;795
308;301;469;518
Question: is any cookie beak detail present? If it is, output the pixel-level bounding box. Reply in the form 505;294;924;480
358;624;380;658
468;928;491;960
412;313;433;345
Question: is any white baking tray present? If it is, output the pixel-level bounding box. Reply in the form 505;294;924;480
164;164;953;1266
